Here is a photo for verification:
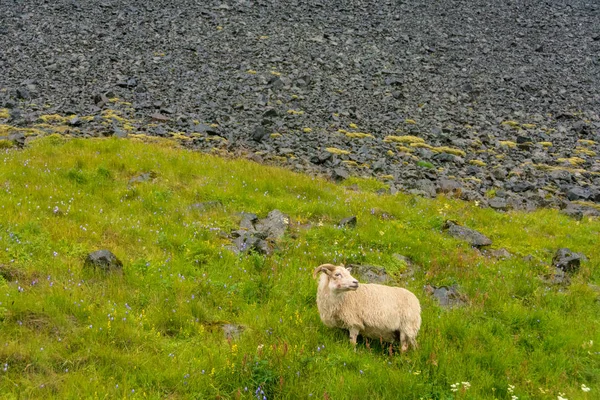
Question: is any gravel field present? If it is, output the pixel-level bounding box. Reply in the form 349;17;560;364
1;0;600;213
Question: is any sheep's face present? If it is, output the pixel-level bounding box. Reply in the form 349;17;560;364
315;264;359;294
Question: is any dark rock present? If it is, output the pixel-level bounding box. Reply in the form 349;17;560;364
93;93;109;106
443;220;492;248
413;179;437;197
310;152;332;165
339;216;357;228
16;87;30;100
433;152;457;163
549;170;573;182
332;168;349;181
372;158;386;172
255;209;290;240
560;203;585;220
84;250;123;272
488;197;509;211
511;182;535;193
194;123;219;135
262;108;278;118
552;248;584;273
230;210;289;255
437;179;462;195
572;121;592;136
8;132;26;148
424;284;466;308
238;212;258;232
567;186;591;201
232;232;269;254
69;116;82;126
113;126;128;138
117;77;137;88
347;264;391;284
251;125;268;142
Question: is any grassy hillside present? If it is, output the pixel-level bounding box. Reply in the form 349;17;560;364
0;136;598;399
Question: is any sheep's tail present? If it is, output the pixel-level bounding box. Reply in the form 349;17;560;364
313;264;337;279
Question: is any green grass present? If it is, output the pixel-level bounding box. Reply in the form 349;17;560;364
0;137;598;399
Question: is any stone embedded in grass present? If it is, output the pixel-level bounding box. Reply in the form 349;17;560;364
552;248;585;273
424;284;466;308
331;168;349;181
229;210;290;255
239;212;259;232
436;179;462;195
488;197;509;211
7;132;25;148
443;220;492;248
481;248;512;259
255;209;290;240
128;171;157;184
84;250;123;273
560;203;600;220
338;216;357;228
346;264;390;284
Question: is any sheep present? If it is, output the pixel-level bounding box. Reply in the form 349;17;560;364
313;263;421;352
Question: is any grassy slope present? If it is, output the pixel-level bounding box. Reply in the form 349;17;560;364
0;136;598;399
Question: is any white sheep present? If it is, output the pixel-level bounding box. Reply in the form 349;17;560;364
313;263;421;352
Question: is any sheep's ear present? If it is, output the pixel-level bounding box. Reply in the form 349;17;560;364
313;264;336;279
346;266;352;273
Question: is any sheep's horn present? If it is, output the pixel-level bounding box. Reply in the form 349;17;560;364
313;264;337;279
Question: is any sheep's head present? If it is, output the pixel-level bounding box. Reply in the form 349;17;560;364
313;264;359;293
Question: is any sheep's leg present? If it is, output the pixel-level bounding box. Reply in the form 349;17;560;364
400;331;409;353
349;328;360;351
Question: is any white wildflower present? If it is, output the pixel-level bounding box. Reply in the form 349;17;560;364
581;384;590;393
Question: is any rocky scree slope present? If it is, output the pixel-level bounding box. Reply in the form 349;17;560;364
1;0;600;212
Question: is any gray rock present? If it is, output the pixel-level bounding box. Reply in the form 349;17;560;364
424;284;466;308
413;179;437;197
84;250;123;272
552;248;585;273
339;216;357;228
255;209;290;240
128;172;156;184
488;197;509;211
347;264;391;284
332;168;349;181
436;179;462;194
194;123;218;135
251;125;268;142
567;186;591;201
230;210;289;255
232;232;269;254
16;87;30;100
238;212;258;232
8;132;26;148
443;220;492;248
